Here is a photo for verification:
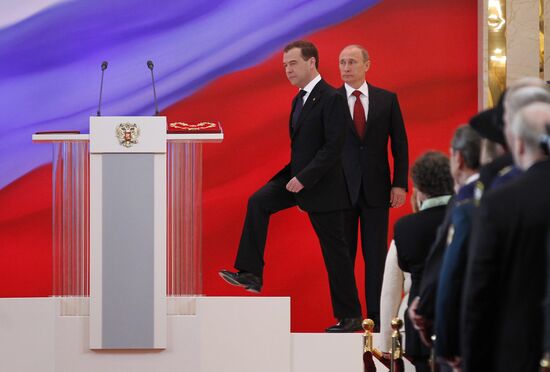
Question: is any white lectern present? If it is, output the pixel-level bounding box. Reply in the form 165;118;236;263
30;116;224;350
89;116;167;349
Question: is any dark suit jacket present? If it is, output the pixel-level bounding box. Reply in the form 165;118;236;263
393;204;448;357
271;79;350;213
434;182;477;359
415;197;456;320
477;153;513;196
461;159;550;372
545;227;550;353
338;83;408;207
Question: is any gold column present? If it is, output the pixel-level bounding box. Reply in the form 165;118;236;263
483;0;546;108
540;0;544;79
487;0;507;108
544;0;550;80
480;0;489;109
506;0;540;84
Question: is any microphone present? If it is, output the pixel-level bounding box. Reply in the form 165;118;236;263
147;60;159;116
97;61;108;116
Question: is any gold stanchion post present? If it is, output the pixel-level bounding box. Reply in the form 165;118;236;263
390;318;404;372
363;319;378;372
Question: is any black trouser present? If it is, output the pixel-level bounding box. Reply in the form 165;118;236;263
342;190;389;320
234;178;361;318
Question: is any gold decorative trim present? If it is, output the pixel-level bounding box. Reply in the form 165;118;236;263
169;122;217;131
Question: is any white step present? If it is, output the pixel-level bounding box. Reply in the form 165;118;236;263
0;297;414;372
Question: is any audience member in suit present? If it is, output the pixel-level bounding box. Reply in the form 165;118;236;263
337;45;409;328
434;126;481;369
461;102;550;372
472;78;547;201
393;151;454;372
376;191;429;360
430;88;550;367
407;196;455;350
219;40;362;332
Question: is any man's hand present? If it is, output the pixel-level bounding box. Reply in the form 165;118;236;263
286;177;304;193
390;187;406;208
408;297;425;330
444;356;462;371
408;297;434;347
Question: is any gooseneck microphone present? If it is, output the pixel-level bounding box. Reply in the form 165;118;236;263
147;60;159;116
97;61;108;116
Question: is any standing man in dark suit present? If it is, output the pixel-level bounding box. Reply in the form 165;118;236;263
434;125;481;369
393;151;454;372
220;40;363;332
338;44;409;327
461;102;550;372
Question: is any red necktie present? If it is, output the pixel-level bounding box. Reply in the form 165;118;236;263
352;90;366;139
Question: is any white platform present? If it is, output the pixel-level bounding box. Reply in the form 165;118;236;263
32;132;224;142
0;297;414;372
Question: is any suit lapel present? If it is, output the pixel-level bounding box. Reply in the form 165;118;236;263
338;86;359;139
291;80;324;139
289;94;299;136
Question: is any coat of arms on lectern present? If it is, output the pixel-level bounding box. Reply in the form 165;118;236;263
116;122;140;148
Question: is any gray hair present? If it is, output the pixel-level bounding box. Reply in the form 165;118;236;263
511;102;550;153
506;86;550;121
451;125;482;170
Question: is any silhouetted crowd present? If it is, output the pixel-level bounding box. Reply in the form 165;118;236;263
377;77;550;372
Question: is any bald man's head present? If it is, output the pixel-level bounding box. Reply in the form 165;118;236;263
510;101;550;168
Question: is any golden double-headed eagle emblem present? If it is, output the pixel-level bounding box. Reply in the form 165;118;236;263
116;122;140;148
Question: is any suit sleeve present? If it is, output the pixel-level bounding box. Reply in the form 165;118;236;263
269;163;291;183
460;200;499;371
296;92;346;189
416;214;451;318
434;204;472;358
389;94;409;190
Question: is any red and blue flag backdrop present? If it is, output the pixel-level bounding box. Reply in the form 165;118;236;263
0;0;477;331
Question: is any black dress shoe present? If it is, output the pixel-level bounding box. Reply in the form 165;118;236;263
325;317;363;333
218;269;262;293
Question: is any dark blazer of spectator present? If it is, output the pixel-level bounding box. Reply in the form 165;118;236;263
395;201;449;360
434;180;477;360
414;198;455;322
461;159;550;372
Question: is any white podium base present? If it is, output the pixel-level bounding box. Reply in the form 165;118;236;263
0;297;414;372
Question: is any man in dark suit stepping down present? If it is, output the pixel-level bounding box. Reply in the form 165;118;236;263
219;40;362;332
337;45;409;329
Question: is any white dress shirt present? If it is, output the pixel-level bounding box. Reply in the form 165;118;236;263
344;81;369;121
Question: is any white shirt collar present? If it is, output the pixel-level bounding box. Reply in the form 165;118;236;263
301;74;322;94
344;81;368;98
419;195;452;211
465;173;480;185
